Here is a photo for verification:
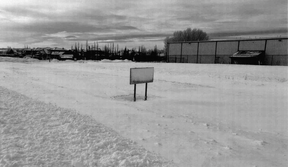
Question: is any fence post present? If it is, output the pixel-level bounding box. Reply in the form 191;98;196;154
264;39;268;65
196;42;199;63
180;43;183;63
167;43;169;62
237;40;240;51
214;41;218;64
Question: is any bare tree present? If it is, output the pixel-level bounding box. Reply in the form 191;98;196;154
164;28;209;54
171;28;209;41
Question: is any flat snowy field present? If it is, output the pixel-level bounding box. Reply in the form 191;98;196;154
0;57;287;167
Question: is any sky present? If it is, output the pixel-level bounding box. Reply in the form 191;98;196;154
0;0;287;49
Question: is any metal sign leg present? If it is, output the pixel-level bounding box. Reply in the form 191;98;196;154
145;83;148;100
134;84;136;101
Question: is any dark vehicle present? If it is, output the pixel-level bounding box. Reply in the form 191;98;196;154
84;50;105;60
72;51;82;60
33;48;51;60
230;50;265;65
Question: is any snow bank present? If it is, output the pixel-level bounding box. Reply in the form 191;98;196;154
50;59;60;62
0;86;172;167
100;59;133;63
0;57;40;63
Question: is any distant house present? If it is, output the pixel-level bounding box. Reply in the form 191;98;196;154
0;48;17;57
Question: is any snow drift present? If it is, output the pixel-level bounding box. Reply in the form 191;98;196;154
0;86;172;167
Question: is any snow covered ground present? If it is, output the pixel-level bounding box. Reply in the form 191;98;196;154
0;87;171;167
0;57;287;167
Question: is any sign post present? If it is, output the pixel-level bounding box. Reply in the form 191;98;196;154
134;84;136;101
145;83;148;100
130;67;154;101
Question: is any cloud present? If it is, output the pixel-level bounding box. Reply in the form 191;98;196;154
0;0;287;49
66;32;169;42
210;28;288;38
65;35;78;39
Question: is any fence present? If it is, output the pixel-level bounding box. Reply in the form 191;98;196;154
167;38;288;66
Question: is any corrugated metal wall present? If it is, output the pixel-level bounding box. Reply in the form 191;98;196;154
216;41;238;64
167;38;288;66
265;39;288;65
198;42;216;64
182;43;197;63
239;40;265;50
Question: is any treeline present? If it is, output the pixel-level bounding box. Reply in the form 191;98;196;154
72;42;166;62
0;44;166;62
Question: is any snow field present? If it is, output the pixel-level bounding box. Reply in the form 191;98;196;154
0;57;287;166
0;86;172;167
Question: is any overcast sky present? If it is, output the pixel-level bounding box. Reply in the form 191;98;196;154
0;0;287;49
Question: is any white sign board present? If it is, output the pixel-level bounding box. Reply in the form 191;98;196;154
130;67;154;85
